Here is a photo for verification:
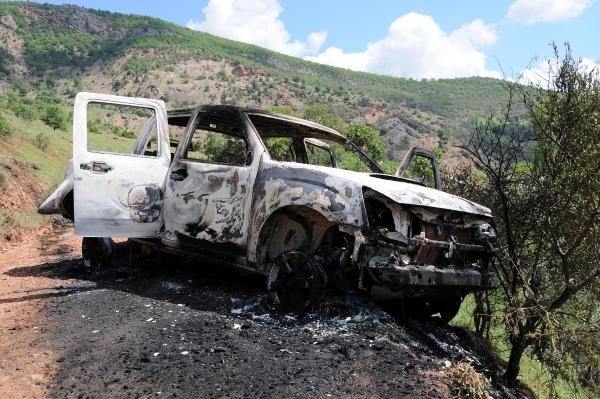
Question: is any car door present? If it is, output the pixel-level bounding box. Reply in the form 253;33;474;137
395;146;442;190
162;107;258;255
73;92;171;237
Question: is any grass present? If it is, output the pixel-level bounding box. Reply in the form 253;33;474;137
452;295;594;399
0;208;44;241
1;111;71;186
443;361;491;399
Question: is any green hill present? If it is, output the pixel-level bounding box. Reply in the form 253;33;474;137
0;1;515;241
0;1;512;165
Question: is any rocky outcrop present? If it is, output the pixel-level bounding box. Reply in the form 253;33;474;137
232;65;252;78
0;14;17;30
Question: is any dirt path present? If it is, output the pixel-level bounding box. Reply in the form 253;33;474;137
0;227;529;398
0;225;82;398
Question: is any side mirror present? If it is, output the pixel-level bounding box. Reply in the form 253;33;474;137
395;147;442;190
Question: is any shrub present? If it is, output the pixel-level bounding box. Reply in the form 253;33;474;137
344;122;385;162
444;362;491;399
14;103;37;121
0;113;10;138
35;132;50;150
42;104;67;130
115;129;135;139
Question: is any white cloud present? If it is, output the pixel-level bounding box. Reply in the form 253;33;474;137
186;0;326;57
507;0;592;24
305;13;501;80
520;60;553;86
451;19;498;47
520;57;599;86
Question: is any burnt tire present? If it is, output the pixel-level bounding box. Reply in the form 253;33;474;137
267;250;327;315
387;296;463;326
82;237;114;270
410;296;464;325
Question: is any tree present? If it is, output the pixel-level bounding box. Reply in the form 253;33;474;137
344;122;385;163
456;45;600;391
124;55;150;83
42;104;67;130
303;105;345;132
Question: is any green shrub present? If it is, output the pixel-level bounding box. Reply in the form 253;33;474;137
42;104;67;130
115;129;135;139
344;122;385;162
15;104;37;120
35;132;50;150
0;113;10;138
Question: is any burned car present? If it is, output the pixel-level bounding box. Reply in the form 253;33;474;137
39;92;498;323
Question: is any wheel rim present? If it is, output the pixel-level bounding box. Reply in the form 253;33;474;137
267;250;326;314
81;237;113;270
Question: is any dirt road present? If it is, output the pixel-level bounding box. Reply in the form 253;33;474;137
0;224;529;398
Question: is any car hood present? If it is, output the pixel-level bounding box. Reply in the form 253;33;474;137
324;168;492;217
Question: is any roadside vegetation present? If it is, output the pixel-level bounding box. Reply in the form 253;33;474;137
449;46;599;399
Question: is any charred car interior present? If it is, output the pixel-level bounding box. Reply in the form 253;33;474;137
39;92;498;324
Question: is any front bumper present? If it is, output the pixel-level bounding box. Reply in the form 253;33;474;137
369;258;497;288
367;257;498;300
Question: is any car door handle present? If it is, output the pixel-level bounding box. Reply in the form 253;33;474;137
80;161;112;173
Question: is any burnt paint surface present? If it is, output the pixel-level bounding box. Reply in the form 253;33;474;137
127;184;163;223
247;159;366;264
163;160;253;248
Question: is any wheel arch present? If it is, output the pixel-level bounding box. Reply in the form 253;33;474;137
253;205;339;274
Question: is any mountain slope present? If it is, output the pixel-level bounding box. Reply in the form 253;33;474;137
0;1;511;163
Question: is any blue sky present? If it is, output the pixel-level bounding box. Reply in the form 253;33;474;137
40;0;599;80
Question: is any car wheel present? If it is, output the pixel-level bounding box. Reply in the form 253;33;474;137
266;250;327;315
425;296;464;325
386;296;464;326
82;237;114;270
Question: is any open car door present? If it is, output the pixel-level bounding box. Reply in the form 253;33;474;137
395;147;442;190
73;92;171;237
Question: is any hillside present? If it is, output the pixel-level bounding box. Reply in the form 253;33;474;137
0;1;511;165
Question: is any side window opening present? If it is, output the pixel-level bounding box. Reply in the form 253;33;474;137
305;139;335;167
87;102;158;157
328;141;372;173
183;113;247;166
263;137;296;162
396;148;442;190
402;156;437;188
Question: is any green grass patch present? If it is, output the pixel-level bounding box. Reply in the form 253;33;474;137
0;208;44;241
1;111;71;186
452;295;594;399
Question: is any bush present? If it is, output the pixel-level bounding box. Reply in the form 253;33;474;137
0;113;10;138
115;129;135;139
14;103;37;121
443;362;491;399
35;132;50;150
344;122;385;162
42;104;67;130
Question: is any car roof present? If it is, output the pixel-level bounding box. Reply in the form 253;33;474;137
166;105;345;140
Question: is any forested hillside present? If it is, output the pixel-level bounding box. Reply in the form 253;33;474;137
0;1;512;165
